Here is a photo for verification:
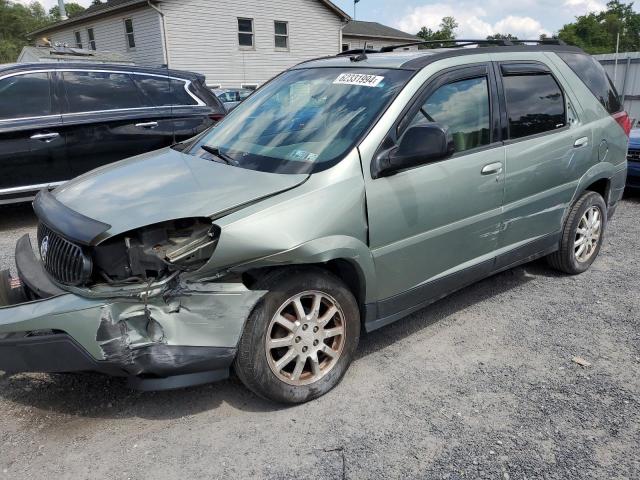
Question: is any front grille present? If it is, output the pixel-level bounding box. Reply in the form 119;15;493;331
37;223;92;286
628;149;640;163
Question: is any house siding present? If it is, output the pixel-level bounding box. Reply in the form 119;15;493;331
342;35;418;51
160;0;345;88
47;7;165;67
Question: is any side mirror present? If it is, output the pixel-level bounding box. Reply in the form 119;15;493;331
372;124;455;178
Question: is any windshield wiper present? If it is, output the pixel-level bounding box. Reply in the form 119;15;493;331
200;145;238;166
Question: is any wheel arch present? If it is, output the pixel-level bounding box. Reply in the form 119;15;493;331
584;178;611;205
573;163;616;208
230;235;377;311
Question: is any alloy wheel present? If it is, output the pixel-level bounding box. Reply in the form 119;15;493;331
574;205;602;263
265;290;345;386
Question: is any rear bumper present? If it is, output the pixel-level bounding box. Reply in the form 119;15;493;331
0;235;266;390
627;161;640;189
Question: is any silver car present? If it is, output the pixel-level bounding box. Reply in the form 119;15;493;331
0;41;629;403
212;88;253;111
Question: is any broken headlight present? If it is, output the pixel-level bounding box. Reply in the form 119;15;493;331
92;218;221;284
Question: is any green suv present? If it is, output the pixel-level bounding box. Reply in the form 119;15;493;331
0;41;630;403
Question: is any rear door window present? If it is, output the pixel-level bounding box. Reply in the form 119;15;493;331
557;52;621;114
62;71;144;113
408;76;491;153
131;75;198;106
502;72;566;140
0;72;52;120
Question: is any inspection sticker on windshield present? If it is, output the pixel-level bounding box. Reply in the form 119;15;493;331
333;73;384;88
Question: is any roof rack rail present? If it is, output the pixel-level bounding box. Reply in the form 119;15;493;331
337;48;378;57
379;38;566;53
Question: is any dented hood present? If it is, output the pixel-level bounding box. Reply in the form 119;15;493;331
51;148;308;241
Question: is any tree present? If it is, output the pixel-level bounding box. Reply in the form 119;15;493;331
557;0;640;54
0;1;50;62
482;33;520;46
486;33;519;41
416;16;459;48
48;2;85;20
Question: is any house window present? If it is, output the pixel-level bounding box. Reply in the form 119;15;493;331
341;43;350;52
74;31;82;49
87;28;96;50
238;18;254;48
241;84;258;91
124;18;135;49
274;21;288;49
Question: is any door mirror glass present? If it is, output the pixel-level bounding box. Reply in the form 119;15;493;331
373;124;454;177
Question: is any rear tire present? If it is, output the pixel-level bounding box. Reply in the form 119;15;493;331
234;267;360;404
547;191;607;274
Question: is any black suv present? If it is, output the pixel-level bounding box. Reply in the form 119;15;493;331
0;63;225;205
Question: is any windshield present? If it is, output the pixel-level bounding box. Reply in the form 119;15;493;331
186;68;412;174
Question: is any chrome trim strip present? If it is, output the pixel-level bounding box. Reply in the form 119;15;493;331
0;181;67;195
0;195;36;205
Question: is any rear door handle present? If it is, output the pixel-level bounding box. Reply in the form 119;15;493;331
135;121;159;129
481;162;503;175
30;132;60;142
574;136;589;148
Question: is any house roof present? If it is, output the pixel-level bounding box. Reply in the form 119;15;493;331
342;20;418;41
29;0;351;37
17;45;134;64
28;0;149;37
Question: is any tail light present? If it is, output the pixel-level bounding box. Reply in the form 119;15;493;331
209;113;225;122
613;111;632;137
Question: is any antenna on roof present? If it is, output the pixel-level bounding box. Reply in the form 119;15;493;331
350;41;368;62
58;0;68;20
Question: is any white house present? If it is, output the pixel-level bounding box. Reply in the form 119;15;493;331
28;0;417;88
342;20;418;52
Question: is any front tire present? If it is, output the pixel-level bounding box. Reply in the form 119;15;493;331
547;191;607;274
234;268;360;404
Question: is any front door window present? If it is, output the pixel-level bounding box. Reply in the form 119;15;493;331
407;76;491;153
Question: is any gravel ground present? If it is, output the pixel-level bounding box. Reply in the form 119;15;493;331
0;197;639;480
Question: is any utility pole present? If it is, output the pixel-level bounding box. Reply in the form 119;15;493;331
58;0;68;20
354;0;360;20
614;24;623;85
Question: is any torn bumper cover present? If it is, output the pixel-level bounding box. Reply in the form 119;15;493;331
0;236;266;390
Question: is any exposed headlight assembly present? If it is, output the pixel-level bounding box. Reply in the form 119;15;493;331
93;219;221;284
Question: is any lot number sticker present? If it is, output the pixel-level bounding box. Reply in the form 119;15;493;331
334;73;384;87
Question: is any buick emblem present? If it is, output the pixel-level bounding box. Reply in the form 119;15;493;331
40;236;49;262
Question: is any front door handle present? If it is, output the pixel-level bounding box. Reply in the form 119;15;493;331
30;132;60;142
481;162;503;175
135;121;159;129
574;136;589;148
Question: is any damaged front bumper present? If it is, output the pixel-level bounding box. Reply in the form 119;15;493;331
0;235;266;390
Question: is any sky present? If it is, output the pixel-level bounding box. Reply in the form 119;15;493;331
334;0;627;38
18;0;638;39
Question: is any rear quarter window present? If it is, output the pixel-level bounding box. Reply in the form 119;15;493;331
131;75;198;106
557;52;622;114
